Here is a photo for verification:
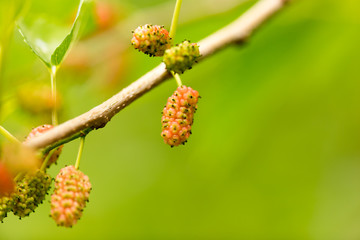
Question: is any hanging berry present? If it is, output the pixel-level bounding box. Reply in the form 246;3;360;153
161;86;200;147
163;40;200;74
24;125;63;168
50;165;92;227
12;170;52;218
131;24;172;57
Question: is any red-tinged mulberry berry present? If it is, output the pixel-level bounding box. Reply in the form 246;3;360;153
0;162;14;222
50;166;92;228
163;40;200;74
131;24;171;57
95;1;119;31
0;195;13;222
161;86;199;146
24;125;63;168
12;170;52;218
0;162;15;196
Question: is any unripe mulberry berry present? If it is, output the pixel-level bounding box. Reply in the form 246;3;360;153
163;40;200;74
17;83;62;114
131;24;171;57
12;170;52;218
50;166;92;227
24;125;63;168
161;86;199;146
0;195;13;222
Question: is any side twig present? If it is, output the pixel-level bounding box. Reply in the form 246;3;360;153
25;0;289;150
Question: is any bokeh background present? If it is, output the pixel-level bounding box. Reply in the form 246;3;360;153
1;0;360;239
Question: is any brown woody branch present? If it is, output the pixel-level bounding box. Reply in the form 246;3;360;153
25;0;289;150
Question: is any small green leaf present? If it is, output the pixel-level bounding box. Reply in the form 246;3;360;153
17;0;92;68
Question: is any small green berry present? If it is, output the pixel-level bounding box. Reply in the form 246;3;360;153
0;195;13;222
12;170;52;218
163;40;200;74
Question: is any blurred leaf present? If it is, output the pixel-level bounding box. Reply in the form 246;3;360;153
17;0;92;68
2;142;41;174
0;0;28;43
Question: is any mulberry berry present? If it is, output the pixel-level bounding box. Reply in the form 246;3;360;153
17;83;62;114
131;24;171;57
161;86;199;146
0;163;14;222
0;195;13;222
163;40;200;74
12;170;52;218
50;166;92;227
0;162;15;196
24;125;63;168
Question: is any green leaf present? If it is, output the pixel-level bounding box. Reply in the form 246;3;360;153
17;0;92;68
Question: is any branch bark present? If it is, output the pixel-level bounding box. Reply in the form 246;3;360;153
25;0;289;150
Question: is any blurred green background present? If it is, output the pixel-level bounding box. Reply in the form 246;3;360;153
1;0;360;239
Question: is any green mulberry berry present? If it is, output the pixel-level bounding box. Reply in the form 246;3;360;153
131;24;172;57
163;40;200;74
50;165;92;227
0;195;13;222
161;86;199;146
17;83;62;115
12;170;52;218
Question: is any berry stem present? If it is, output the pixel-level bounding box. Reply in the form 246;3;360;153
14;172;24;182
0;125;20;144
169;0;183;40
75;136;85;170
171;71;183;87
0;45;4;122
42;128;92;156
40;148;57;172
50;65;58;126
0;39;10;122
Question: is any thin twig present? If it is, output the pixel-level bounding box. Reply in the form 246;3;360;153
25;0;289;150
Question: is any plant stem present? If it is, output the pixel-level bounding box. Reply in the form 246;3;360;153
40;148;57;171
0;45;3;122
41;127;92;155
14;172;24;182
0;39;10;123
169;0;183;40
75;136;85;170
0;125;20;144
50;65;58;126
24;0;290;150
171;71;182;87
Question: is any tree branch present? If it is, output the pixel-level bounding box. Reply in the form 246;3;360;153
25;0;289;150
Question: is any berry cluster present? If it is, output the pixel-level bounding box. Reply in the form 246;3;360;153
50;165;92;227
131;25;201;147
131;24;172;57
161;86;199;146
0;170;51;222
